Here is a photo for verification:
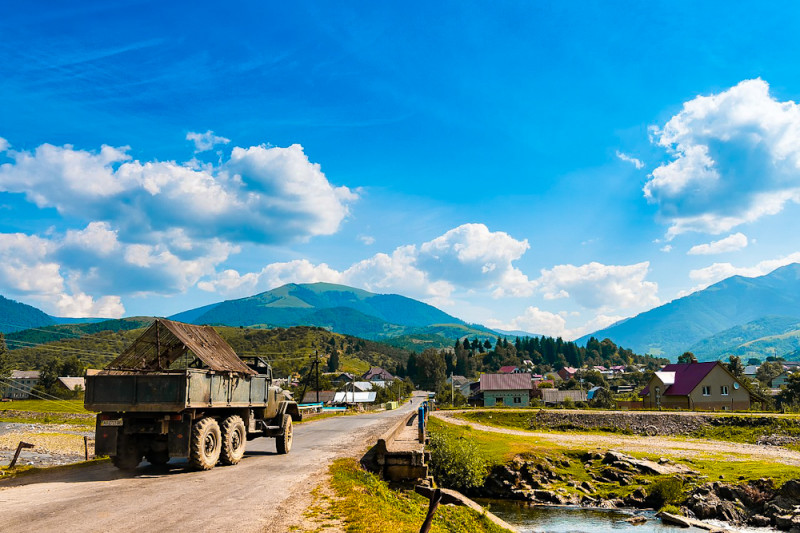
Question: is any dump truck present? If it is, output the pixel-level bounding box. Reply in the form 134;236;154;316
84;318;301;470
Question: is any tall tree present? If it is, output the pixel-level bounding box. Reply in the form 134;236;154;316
327;350;340;372
678;352;697;364
726;355;745;379
415;349;446;390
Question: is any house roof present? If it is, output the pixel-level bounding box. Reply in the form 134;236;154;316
540;389;587;402
57;377;85;391
641;362;719;396
300;391;337;404
654;371;675;385
10;370;40;379
352;381;374;391
333;391;376;404
362;367;395;381
479;373;532;391
104;318;256;375
498;366;518;374
560;367;578;375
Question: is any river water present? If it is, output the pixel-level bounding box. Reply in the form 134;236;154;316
478;500;774;533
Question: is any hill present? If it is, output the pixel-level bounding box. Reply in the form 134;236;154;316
689;316;800;362
170;282;470;341
578;263;800;359
5;317;155;351
0;295;55;333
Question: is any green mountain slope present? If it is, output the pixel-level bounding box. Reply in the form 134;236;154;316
690;316;800;362
578;263;800;359
5;317;155;350
171;282;467;339
0;295;55;333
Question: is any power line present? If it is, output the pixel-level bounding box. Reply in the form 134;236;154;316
0;377;87;413
4;338;118;358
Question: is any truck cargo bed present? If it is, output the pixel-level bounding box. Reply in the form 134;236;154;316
85;369;270;412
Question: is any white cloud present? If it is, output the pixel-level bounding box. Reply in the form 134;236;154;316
186;130;230;152
0;137;8;152
489;309;624;341
616;150;644;169
417;223;534;297
685;253;800;294
687;232;748;255
0;139;357;245
534;261;660;311
197;223;531;306
55;293;125;318
646;79;800;237
63;222;120;255
359;235;375;245
660;244;673;253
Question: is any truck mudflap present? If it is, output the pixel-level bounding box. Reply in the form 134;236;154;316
95;416;120;456
168;417;192;457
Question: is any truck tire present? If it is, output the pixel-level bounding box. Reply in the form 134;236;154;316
220;415;246;465
112;434;142;471
275;414;293;455
190;417;222;470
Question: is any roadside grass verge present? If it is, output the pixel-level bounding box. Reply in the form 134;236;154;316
326;457;511;533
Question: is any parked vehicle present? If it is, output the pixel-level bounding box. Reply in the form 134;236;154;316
84;319;300;470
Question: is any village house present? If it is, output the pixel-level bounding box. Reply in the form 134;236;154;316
362;367;395;382
640;361;752;411
478;373;533;407
498;365;523;374
557;367;578;381
2;370;41;400
55;376;85;396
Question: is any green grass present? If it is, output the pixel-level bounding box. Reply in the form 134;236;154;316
327;458;512;533
0;400;90;414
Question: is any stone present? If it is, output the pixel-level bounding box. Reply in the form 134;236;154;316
626;515;647;525
775;513;795;530
748;514;772;527
581;481;595;493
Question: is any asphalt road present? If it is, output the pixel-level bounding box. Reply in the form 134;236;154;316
0;397;421;532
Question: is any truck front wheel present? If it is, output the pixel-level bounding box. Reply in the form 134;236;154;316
190;417;221;470
275;414;293;454
220;415;246;465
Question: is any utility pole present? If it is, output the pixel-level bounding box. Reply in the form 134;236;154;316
450;372;454;405
315;350;320;403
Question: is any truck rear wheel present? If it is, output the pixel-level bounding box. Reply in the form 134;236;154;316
220;415;246;465
275;414;293;454
112;434;142;471
190;417;221;470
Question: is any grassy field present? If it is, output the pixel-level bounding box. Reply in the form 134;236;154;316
0;399;90;414
312;458;511;533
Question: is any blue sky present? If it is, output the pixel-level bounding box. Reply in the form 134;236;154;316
2;2;800;339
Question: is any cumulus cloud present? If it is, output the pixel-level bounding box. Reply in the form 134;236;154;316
489;309;624;341
660;244;673;253
186;130;230;152
616;151;644;169
359;235;375;245
417;223;534;297
0;139;357;245
198;223;531;306
646;79;800;238
534;261;660;311
687;232;748;255
0;137;8;152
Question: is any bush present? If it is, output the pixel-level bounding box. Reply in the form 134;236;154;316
659;504;682;515
427;431;489;491
649;477;684;508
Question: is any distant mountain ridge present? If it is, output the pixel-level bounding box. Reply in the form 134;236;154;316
0;295;55;333
169;282;484;344
579;263;800;360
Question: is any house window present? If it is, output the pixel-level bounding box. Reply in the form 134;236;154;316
720;386;729;396
702;386;711;396
513;396;521;404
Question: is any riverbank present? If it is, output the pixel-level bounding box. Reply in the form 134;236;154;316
429;413;800;530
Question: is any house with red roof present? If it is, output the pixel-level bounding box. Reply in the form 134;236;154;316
478;373;533;407
557;366;578;381
640;361;751;411
498;365;520;374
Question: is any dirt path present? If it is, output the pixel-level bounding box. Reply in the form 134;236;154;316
433;411;800;466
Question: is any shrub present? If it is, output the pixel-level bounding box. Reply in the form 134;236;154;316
659;504;682;515
649;477;684;508
427;431;489;491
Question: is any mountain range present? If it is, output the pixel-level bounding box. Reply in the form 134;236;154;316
3;264;800;362
577;263;800;360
